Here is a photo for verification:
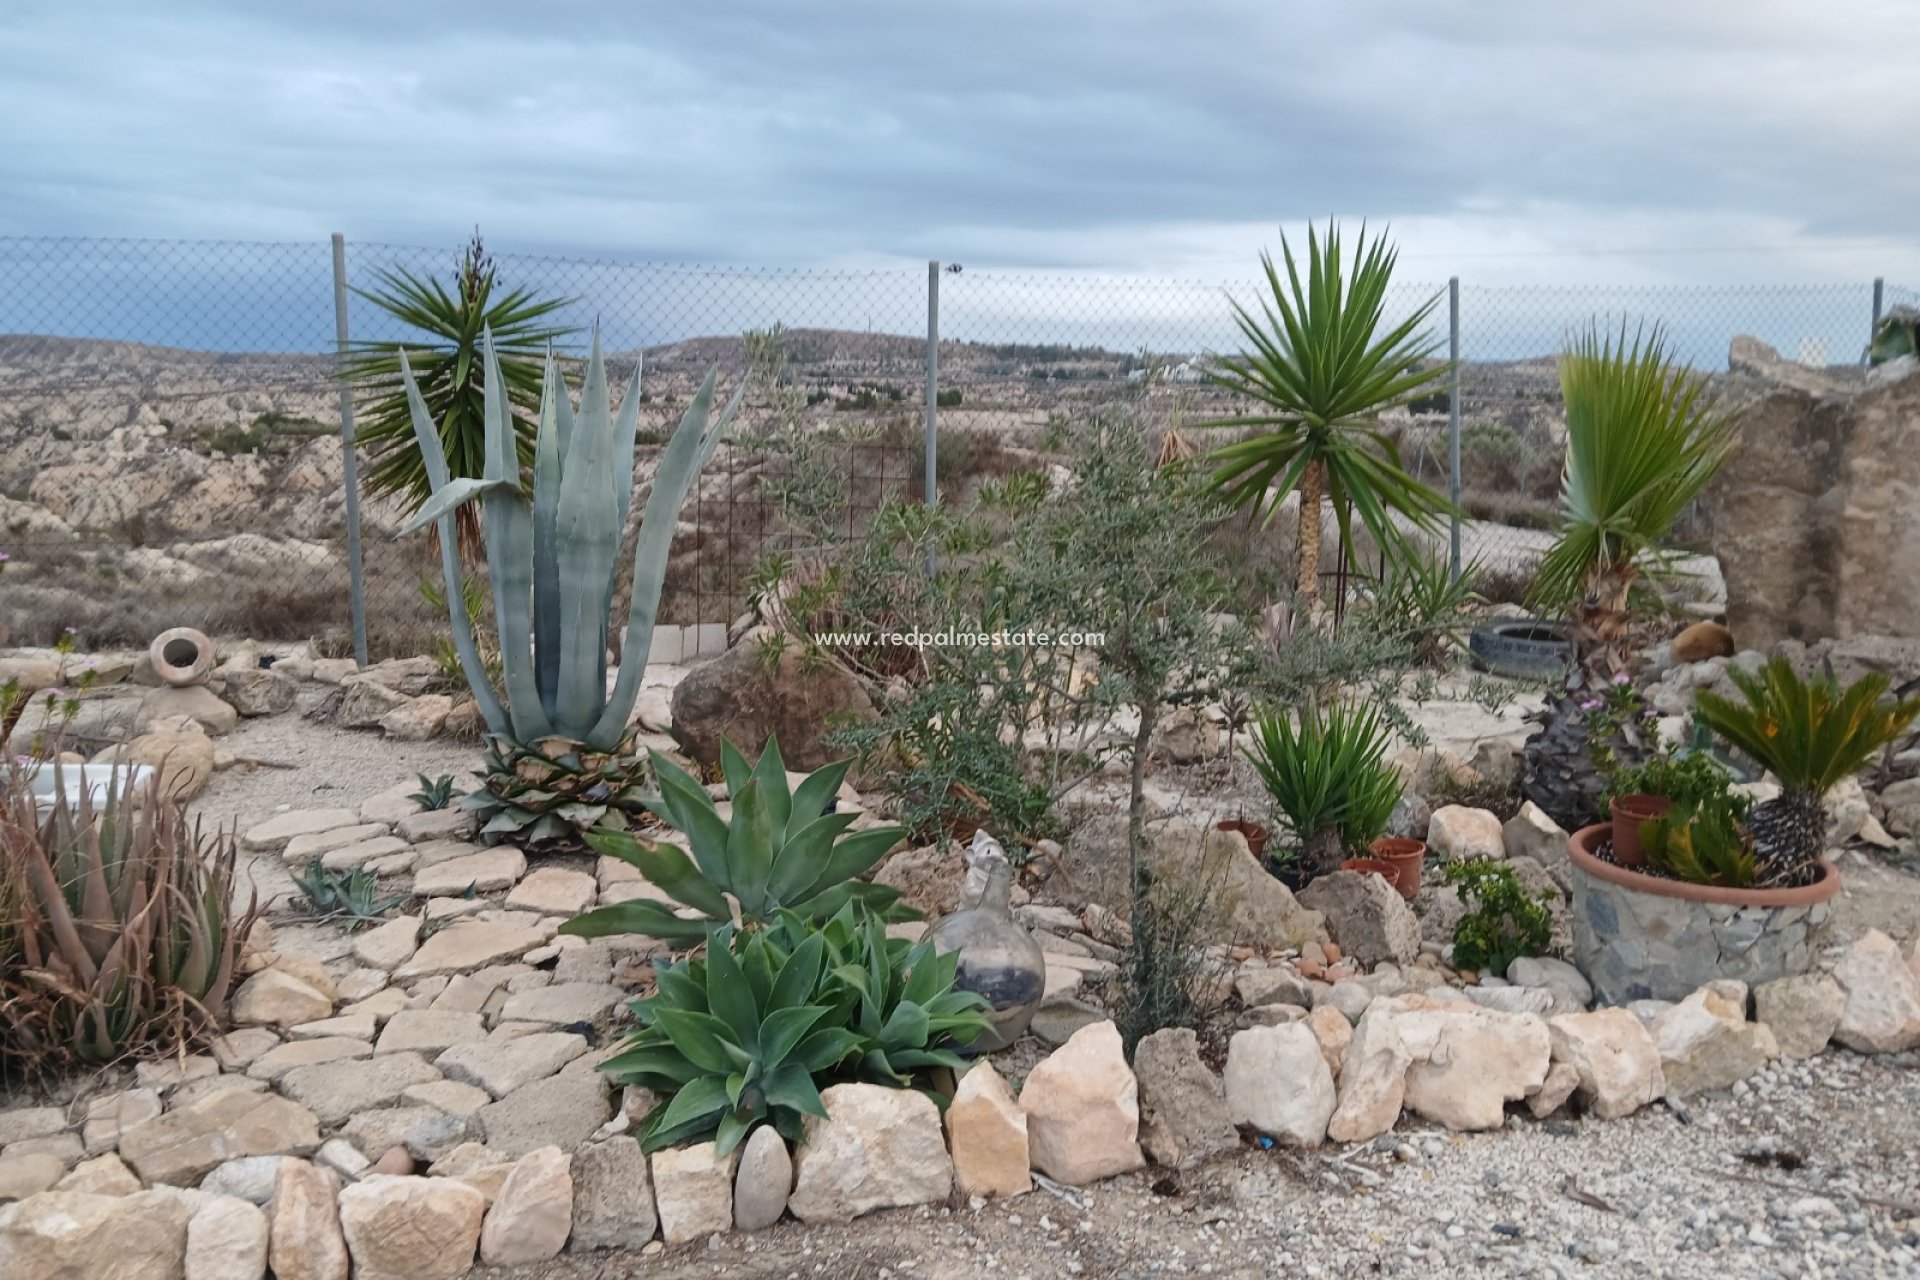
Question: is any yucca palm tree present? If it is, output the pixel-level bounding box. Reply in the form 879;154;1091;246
339;232;574;553
1528;322;1736;687
1201;221;1452;611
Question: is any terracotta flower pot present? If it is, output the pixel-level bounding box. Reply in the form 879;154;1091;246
1369;836;1426;899
1607;793;1672;867
1340;857;1397;885
1216;818;1270;861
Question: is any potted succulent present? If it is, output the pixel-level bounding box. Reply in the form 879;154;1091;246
1603;750;1745;867
1244;700;1412;892
1569;659;1919;1003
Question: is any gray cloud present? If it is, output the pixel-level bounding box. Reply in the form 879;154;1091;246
1;0;1915;282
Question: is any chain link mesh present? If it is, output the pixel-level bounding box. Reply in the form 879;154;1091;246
0;235;1895;656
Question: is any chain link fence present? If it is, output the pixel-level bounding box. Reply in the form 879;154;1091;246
0;235;1896;660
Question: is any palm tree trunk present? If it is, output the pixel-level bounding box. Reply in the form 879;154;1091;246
1296;459;1325;609
1573;559;1636;690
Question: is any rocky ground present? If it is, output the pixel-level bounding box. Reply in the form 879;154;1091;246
490;1046;1920;1280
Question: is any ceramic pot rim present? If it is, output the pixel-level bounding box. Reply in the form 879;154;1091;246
1569;823;1841;908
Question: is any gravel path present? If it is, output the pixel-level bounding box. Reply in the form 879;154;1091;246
484;1047;1919;1280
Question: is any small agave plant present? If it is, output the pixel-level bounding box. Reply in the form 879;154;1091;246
399;332;742;846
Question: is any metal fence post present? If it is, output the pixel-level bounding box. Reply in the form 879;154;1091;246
331;233;370;666
1867;277;1885;363
924;259;940;576
1447;276;1463;580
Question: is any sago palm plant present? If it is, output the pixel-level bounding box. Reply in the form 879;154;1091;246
341;233;573;553
1201;221;1452;611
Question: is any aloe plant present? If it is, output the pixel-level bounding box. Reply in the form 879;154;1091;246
399;331;743;844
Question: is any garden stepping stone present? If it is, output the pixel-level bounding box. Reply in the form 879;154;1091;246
351;916;422;971
394;921;544;980
437;1032;588;1098
403;1080;493;1118
241;808;361;852
504;867;597;915
230;970;334;1029
474;1062;611;1157
411;841;485;869
287;1014;378;1042
497;982;626;1026
118;1090;322;1186
278;1053;442;1127
399;808;478;843
210;1028;283;1071
246;1037;373;1082
282;823;389;863
320;836;412;872
359;781;426;827
412;849;527;898
376;1010;488;1055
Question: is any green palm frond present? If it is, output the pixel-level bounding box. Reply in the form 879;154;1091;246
1199;221;1453;569
1528;322;1734;611
338;235;575;536
1692;658;1920;798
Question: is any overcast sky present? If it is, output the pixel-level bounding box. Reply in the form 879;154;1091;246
4;0;1917;286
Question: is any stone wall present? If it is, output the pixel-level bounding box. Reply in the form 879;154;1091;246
1702;339;1920;647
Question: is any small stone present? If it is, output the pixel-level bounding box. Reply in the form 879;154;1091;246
230;970;333;1029
0;1106;69;1146
496;982;626;1026
402;1080;493;1118
478;1145;572;1266
1427;806;1506;861
570;1139;657;1250
1224;1023;1336;1148
380;694;453;741
1306;1003;1353;1080
199;1156;287;1205
473;1064;612;1157
1233;968;1315;1009
359;781;426;826
1019;1021;1146;1185
788;1084;954;1223
1526;1061;1582;1119
286;1014;377;1042
1754;973;1844;1060
336;1174;485;1280
1651;987;1777;1095
1132;1028;1235;1171
651;1141;736;1244
314;1138;371;1182
733;1125;794;1230
1028;994;1108;1046
185;1195;269;1280
945;1061;1031;1197
1548;1008;1666;1118
208;1029;282;1071
1830;929;1920;1054
269;1160;349;1280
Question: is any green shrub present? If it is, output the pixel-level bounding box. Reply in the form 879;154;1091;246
560;737;909;944
1110;864;1225;1055
603;906;991;1153
1440;859;1553;976
1607;750;1747;816
1243;700;1403;874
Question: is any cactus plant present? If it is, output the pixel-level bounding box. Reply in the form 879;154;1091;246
399;331;743;845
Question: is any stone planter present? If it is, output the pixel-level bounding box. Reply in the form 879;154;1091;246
1568;823;1840;1005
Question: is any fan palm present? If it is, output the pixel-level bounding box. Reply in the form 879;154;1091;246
1201;221;1452;611
1527;322;1735;687
339;233;575;553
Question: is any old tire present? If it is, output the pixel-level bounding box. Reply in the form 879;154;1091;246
1468;619;1571;680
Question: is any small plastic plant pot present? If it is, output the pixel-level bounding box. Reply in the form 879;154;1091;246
1369;836;1427;899
149;627;216;688
1216;818;1271;860
1608;793;1672;867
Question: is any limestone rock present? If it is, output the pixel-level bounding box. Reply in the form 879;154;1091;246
1389;997;1552;1131
380;694;452;741
240;808;360;853
412;848;526;898
376;1009;487;1055
733;1125;794;1230
55;1153;143;1197
230;970;333;1029
277;1053;441;1127
570;1139;657;1250
479;1146;572;1266
1234;967;1315;1010
1055;815;1327;950
1547;1009;1665;1118
872;844;965;917
1327;1007;1413;1143
1427;806;1505;862
394;921;544;980
651;1142;736;1244
1506;956;1591;1013
338;680;412;729
112;729;217;800
268;1160;349;1280
1306;1002;1353;1080
336;1175;485;1280
1298;870;1420;967
473;1063;611;1157
1502;802;1571;889
503;867;596;915
0;1190;194;1280
945;1062;1031;1197
1526;1060;1582;1119
438;1032;587;1098
669;632;880;772
1830;928;1920;1053
0;1153;65;1201
789;1084;952;1223
224;669;296;718
82;1086;163;1155
1018;1021;1145;1185
1132;1028;1237;1171
1754;973;1844;1059
118;1090;321;1186
138;684;238;735
351;915;421;971
1224;1023;1336;1148
184;1195;269;1280
1650;987;1777;1096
